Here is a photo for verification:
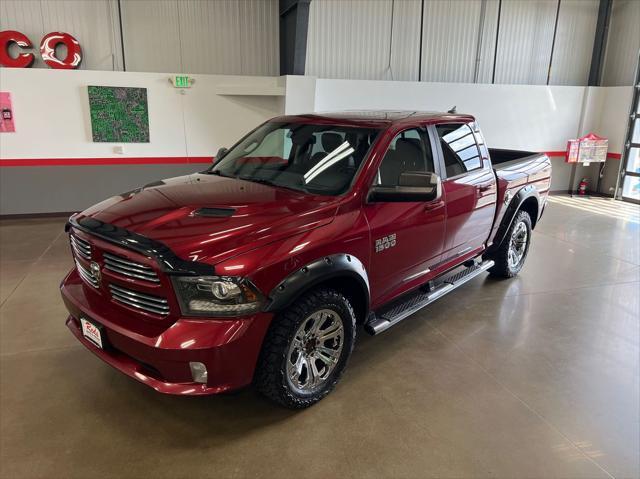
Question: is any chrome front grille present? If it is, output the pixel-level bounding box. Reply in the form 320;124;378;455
109;284;169;316
70;235;91;260
75;260;99;288
104;252;160;283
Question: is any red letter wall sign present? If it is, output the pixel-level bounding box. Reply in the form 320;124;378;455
0;31;35;68
0;30;82;69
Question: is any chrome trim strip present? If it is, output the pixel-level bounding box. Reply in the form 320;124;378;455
109;284;169;315
104;253;160;282
105;264;161;282
403;267;431;282
109;284;168;305
70;235;91;260
104;253;154;271
75;260;99;288
110;291;170;312
110;295;169;315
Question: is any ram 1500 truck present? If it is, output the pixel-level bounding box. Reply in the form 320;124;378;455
61;111;551;408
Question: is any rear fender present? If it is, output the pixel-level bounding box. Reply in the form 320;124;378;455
265;254;370;314
488;185;539;254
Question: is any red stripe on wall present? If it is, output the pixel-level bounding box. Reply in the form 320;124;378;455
545;151;622;159
0;157;213;167
0;152;622;167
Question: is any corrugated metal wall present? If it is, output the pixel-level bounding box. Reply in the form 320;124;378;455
121;0;279;75
602;0;640;86
306;0;629;86
3;0;638;85
493;0;557;84
1;0;278;75
305;0;421;81
0;0;122;70
549;0;598;86
421;0;488;83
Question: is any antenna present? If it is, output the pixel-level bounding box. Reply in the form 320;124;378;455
447;105;457;114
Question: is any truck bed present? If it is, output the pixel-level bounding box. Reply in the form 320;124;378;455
489;148;542;168
487;148;552;247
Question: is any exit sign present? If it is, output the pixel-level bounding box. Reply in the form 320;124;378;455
171;76;193;88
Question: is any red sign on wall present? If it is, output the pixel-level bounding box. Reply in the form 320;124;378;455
0;92;16;133
0;30;82;69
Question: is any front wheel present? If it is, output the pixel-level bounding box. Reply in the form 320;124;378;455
255;288;356;409
488;210;532;278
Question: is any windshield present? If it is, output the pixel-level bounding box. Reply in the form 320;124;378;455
209;122;381;196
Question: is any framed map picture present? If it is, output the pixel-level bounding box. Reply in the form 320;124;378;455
88;86;149;142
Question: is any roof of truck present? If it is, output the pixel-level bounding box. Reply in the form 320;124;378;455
277;110;475;127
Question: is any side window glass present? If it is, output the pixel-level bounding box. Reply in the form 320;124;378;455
375;128;434;186
436;123;482;178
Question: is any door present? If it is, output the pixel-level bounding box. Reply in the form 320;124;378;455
433;122;497;262
364;127;446;305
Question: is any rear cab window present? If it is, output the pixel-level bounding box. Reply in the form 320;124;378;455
435;123;483;178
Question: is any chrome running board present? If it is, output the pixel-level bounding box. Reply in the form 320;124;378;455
364;259;495;335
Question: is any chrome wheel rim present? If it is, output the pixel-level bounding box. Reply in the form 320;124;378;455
286;309;344;393
508;221;528;269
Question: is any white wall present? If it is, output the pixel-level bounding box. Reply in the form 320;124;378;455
0;69;632;213
312;78;632;191
0;68;284;159
0;68;285;214
315;79;584;151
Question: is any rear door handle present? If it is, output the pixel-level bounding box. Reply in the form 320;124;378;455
478;184;493;192
424;200;445;211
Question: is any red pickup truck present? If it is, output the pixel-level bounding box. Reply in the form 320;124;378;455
61;111;551;408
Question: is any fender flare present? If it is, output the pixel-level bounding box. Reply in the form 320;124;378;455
265;254;370;313
488;185;540;254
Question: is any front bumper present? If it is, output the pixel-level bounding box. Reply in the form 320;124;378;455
61;271;273;395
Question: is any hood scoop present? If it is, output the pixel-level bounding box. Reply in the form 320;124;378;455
193;207;236;218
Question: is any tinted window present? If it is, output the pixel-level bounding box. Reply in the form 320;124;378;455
211;122;380;196
375;128;434;187
436;123;482;177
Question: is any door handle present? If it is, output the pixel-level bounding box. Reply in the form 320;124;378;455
478;184;493;192
424;200;445;211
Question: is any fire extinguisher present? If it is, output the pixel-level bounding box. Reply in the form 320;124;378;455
578;178;588;195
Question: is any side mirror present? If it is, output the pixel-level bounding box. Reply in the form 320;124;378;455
215;147;228;163
368;171;442;203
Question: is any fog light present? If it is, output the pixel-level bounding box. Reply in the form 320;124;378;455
189;361;208;384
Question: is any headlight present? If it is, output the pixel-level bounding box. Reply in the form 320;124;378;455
172;276;263;317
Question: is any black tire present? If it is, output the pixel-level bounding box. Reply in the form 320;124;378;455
255;288;356;409
488;210;532;278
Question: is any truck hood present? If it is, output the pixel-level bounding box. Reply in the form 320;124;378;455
76;173;339;264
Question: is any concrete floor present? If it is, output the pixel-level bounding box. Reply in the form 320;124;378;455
1;196;638;478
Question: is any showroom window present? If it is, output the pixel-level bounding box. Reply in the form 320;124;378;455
436;123;482;178
375;128;435;187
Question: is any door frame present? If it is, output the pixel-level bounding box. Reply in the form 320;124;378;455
616;49;640;205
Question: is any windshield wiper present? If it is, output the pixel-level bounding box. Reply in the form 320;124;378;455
207;169;233;178
237;176;306;193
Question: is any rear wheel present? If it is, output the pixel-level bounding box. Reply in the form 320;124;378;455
488;210;532;278
255;288;356;409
